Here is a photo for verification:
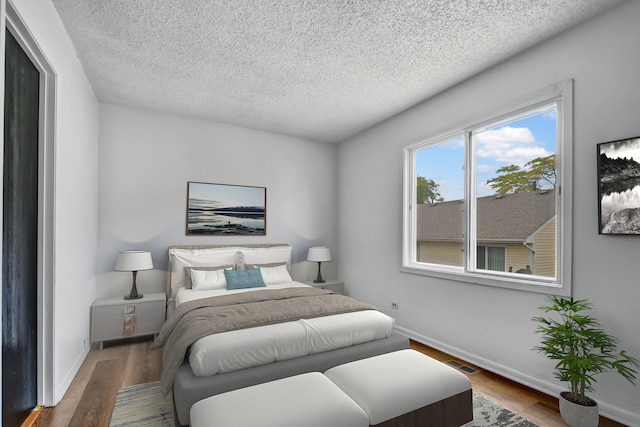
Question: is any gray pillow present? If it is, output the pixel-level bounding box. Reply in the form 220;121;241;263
245;261;289;270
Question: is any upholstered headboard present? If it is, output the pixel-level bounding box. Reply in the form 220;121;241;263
166;243;292;298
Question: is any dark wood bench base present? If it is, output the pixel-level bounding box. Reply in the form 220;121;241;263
373;389;473;427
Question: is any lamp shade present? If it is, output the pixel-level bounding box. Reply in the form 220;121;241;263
307;246;331;262
115;250;153;272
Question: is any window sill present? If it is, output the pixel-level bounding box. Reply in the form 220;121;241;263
400;263;569;296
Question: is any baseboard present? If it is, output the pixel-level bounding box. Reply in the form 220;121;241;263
54;346;90;405
394;326;640;427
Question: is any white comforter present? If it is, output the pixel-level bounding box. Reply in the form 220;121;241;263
175;282;395;377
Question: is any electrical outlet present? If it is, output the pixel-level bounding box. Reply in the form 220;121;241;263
391;301;399;309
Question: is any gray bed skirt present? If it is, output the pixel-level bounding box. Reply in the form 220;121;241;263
173;332;410;426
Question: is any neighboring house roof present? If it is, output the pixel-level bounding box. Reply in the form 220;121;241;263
416;189;556;242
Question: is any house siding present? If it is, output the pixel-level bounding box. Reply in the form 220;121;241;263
533;219;556;278
418;241;463;266
416;238;554;277
505;243;532;273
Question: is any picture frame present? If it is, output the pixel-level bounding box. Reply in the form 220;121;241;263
186;181;266;235
597;136;640;234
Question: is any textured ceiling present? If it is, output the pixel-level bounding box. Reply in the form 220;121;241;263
51;0;624;143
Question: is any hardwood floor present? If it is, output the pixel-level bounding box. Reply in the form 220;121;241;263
38;337;162;427
36;338;626;427
409;341;626;427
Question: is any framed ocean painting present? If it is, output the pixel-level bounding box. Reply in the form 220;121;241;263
186;181;266;235
597;136;640;234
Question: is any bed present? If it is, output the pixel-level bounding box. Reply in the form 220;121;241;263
154;244;409;426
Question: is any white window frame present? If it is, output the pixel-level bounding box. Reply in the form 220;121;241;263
402;80;572;296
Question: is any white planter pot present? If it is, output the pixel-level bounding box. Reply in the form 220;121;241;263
559;392;599;427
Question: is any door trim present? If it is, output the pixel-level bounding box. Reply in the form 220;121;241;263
4;0;56;406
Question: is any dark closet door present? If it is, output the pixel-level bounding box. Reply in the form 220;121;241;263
3;29;40;427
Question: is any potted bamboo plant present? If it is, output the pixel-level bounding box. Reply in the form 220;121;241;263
532;296;640;427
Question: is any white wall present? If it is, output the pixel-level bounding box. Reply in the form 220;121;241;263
338;1;640;425
97;104;339;298
5;0;100;405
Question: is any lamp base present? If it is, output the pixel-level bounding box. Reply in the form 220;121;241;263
313;261;325;284
124;271;143;300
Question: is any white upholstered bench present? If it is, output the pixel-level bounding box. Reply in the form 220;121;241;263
190;372;369;427
325;349;473;426
190;349;473;427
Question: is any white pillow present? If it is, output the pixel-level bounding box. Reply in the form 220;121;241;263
169;248;238;296
167;246;292;297
260;264;293;286
191;269;228;291
241;246;293;267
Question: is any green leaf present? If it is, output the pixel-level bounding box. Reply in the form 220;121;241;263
532;296;640;399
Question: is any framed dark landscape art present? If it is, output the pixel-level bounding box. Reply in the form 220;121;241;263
186;181;266;235
597;136;640;234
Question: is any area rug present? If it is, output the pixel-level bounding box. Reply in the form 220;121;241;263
110;381;539;427
464;394;538;427
109;382;172;427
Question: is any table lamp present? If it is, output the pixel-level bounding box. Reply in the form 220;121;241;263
115;250;153;300
307;246;331;283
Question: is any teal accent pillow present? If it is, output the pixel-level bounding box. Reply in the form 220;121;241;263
224;268;266;290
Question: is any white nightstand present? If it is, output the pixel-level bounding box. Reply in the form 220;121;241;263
303;280;344;295
91;292;166;349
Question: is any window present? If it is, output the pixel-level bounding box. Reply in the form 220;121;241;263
477;246;506;272
403;81;572;295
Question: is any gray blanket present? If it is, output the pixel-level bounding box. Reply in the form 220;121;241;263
151;287;378;396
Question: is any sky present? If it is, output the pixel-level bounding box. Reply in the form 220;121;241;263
598;137;640;161
188;182;265;208
416;104;557;201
